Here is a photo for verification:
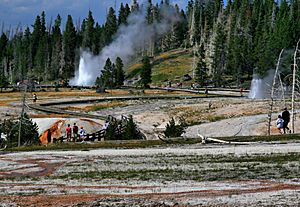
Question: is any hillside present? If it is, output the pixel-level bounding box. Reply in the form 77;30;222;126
126;49;194;85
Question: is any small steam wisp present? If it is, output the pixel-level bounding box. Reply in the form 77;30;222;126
248;70;275;99
70;3;180;86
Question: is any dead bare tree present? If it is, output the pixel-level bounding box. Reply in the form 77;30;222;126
291;39;300;133
268;49;284;135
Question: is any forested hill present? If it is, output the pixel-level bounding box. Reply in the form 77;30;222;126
0;0;300;87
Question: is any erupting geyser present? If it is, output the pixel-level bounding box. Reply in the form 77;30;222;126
70;2;180;86
70;51;100;86
248;70;274;99
248;78;264;99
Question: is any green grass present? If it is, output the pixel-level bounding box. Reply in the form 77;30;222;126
126;49;193;84
151;52;193;84
3;140;168;152
3;134;300;153
47;152;300;182
221;134;300;142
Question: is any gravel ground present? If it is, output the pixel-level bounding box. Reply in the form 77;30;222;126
1;143;300;206
1;93;300;206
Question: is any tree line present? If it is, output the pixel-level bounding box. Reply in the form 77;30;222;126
0;0;300;88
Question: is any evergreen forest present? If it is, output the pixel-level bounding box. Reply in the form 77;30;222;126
1;0;300;87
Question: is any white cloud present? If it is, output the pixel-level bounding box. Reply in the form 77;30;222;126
0;0;187;30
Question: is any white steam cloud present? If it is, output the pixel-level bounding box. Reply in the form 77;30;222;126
70;3;180;86
248;70;275;99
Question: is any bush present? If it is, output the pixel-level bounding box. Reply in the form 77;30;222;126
104;115;144;140
164;117;187;138
0;113;39;147
123;115;140;140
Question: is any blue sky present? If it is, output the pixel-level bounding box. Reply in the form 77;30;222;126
0;0;188;30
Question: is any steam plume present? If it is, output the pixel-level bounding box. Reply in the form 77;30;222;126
70;3;180;86
248;70;275;99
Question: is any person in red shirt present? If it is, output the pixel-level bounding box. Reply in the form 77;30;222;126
66;124;72;142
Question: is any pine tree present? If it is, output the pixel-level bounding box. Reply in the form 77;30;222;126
23;27;32;74
195;44;208;86
254;0;276;77
193;0;204;44
115;57;125;87
0;73;8;92
164;117;186;138
12;30;26;82
131;0;139;12
146;0;154;56
19;113;39;145
93;23;103;55
290;0;300;46
0;33;8;81
1;113;39;147
211;13;227;87
146;0;154;25
31;15;42;67
171;8;188;48
118;3;128;25
41;11;46;37
100;58;114;88
50;15;63;80
273;0;290;50
140;56;152;88
34;33;47;79
0;33;8;60
125;3;131;18
104;7;117;45
62;15;77;80
123;115;139;140
82;10;95;51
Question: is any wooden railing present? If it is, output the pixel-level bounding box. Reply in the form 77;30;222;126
52;115;145;143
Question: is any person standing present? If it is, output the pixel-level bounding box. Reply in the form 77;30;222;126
276;115;284;134
79;126;86;141
282;107;291;134
240;88;244;97
33;93;37;103
73;123;79;142
47;129;52;144
66;124;72;141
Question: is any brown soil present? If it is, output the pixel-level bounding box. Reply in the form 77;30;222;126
1;182;300;207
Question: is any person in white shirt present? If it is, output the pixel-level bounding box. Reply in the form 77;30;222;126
276;115;284;134
79;126;86;141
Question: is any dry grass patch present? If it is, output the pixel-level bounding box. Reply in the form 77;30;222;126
168;100;273;125
0;92;22;99
62;101;129;112
29;114;71;118
0;99;17;106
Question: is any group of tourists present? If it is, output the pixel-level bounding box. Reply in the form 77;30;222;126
66;123;86;142
276;107;291;134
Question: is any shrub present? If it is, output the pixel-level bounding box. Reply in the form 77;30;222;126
164;117;187;138
123;115;140;140
104;115;143;140
0;113;39;147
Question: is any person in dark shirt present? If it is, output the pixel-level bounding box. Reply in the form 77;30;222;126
73;123;79;142
282;107;291;134
47;129;51;144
